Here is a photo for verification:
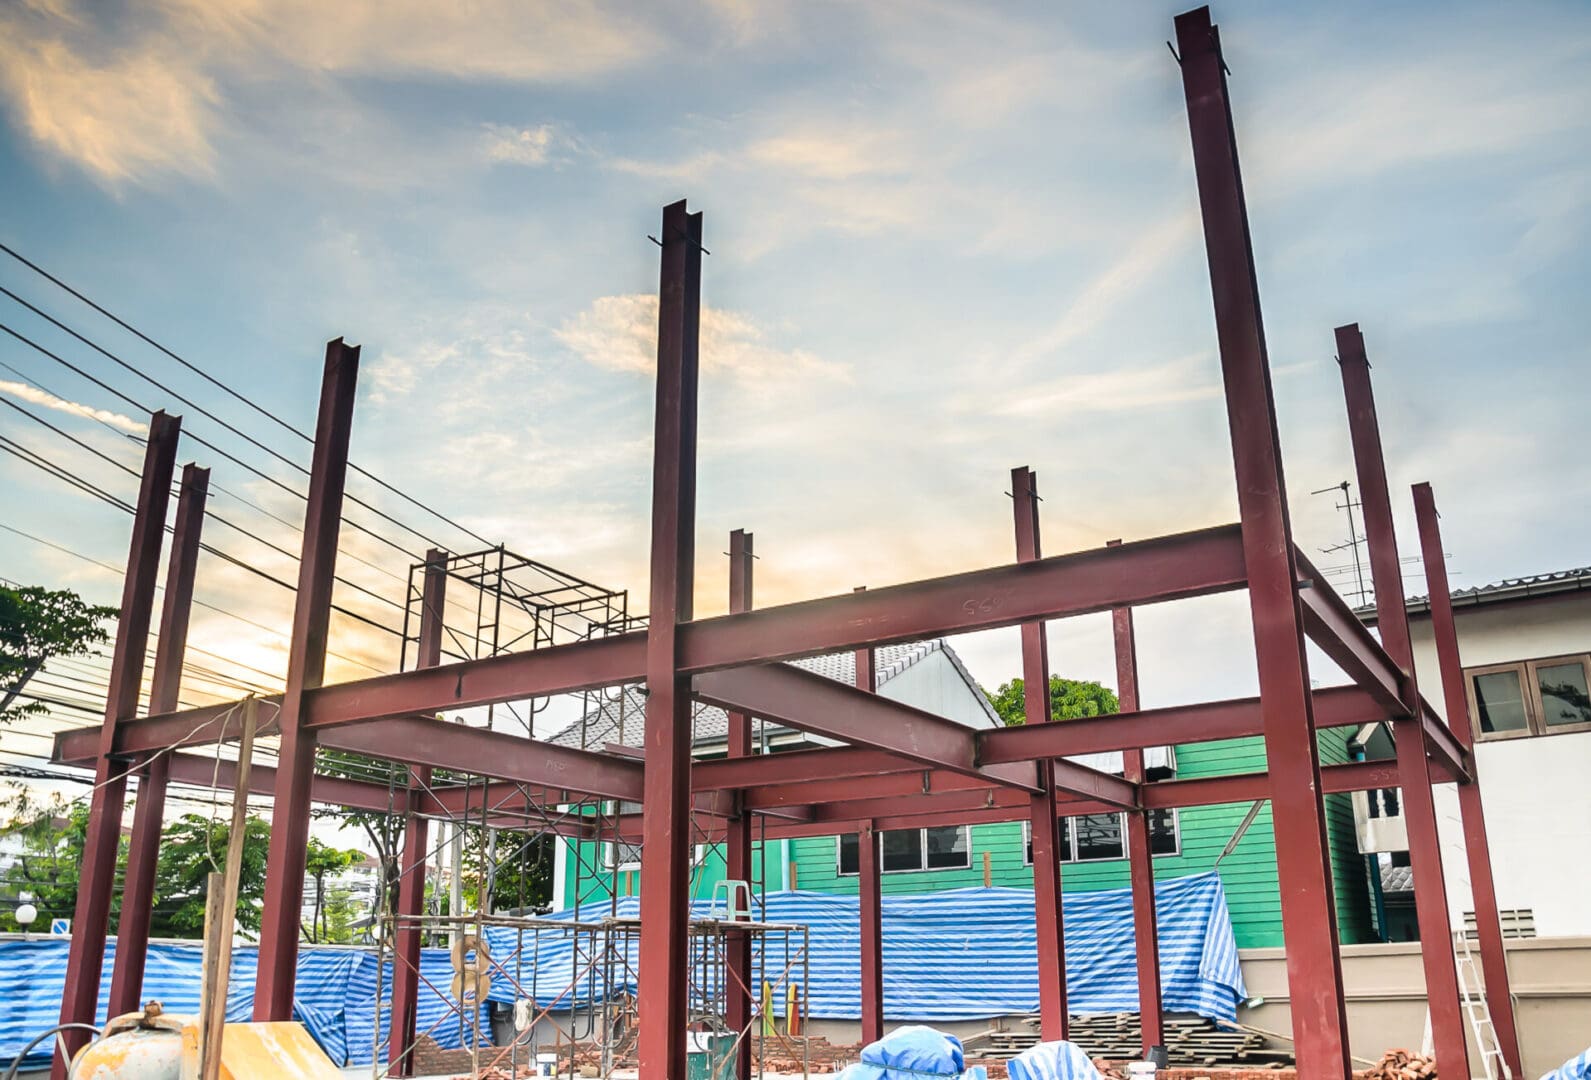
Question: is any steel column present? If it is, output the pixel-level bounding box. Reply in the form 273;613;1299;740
637;200;703;1080
1109;540;1163;1055
1413;483;1523;1076
54;411;181;1077
254;339;360;1020
853;589;885;1045
724;530;755;1080
109;462;210;1016
857;819;885;1045
1013;468;1069;1040
1337;324;1469;1076
1175;8;1351;1075
388;549;447;1077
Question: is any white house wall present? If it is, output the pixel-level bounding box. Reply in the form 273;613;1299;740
1406;591;1591;937
877;649;995;728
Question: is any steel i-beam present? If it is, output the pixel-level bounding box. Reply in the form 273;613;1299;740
254;340;360;1020
854;586;885;1046
1013;467;1069;1041
388;549;448;1077
1109;540;1164;1056
54;411;181;1078
724;529;755;1080
1338;325;1469;1077
636;200;703;1080
109;462;210;1016
1412;483;1523;1076
1174;8;1352;1075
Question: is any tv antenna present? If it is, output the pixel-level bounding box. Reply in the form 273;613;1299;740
1312;480;1370;608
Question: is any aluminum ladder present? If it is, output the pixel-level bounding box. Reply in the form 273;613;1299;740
1426;929;1513;1079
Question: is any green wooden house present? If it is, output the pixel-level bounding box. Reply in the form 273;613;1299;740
547;640;1376;948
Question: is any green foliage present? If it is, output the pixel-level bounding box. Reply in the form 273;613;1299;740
0;584;117;726
0;796;117;930
148;813;272;939
985;675;1119;726
461;827;554;914
311;750;409;924
302;837;366;944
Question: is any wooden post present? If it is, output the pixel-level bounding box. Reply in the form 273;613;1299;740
200;697;258;1080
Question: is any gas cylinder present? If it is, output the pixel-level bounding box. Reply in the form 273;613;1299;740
69;1003;187;1080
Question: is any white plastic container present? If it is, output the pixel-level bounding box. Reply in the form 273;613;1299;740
536;1051;559;1077
1127;1063;1158;1078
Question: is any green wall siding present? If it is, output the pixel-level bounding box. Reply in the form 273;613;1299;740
784;733;1375;949
559;838;785;910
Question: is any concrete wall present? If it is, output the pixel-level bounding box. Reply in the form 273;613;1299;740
1405;592;1591;937
1238;937;1591;1079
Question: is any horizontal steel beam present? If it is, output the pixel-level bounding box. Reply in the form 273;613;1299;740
680;524;1246;672
694;663;1042;792
1420;706;1471;783
163;749;400;812
1296;553;1406;714
325;716;646;802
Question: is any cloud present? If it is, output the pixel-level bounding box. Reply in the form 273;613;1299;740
0;11;218;184
555;294;850;385
481;123;566;167
0;380;149;434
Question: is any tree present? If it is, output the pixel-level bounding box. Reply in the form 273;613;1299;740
0;584;117;726
311;750;409;925
985;675;1119;726
0;795;119;930
149;813;272;939
302;838;365;944
460;826;554;914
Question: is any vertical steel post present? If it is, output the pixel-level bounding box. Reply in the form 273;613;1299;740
855;599;884;1045
1174;9;1351;1075
637;200;703;1080
1336;324;1470;1076
724;529;755;1080
1108;539;1163;1055
109;462;210;1016
1412;483;1523;1077
388;549;448;1077
254;339;361;1020
1013;467;1068;1040
54;411;181;1077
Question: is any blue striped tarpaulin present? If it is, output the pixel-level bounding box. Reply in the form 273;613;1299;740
0;939;484;1072
0;873;1244;1070
498;872;1245;1023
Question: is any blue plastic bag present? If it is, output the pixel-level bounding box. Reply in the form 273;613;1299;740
1006;1041;1105;1080
836;1025;987;1079
1540;1047;1591;1080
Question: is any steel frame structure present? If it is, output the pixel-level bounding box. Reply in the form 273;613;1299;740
47;8;1524;1079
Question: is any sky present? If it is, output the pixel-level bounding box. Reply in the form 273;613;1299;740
0;0;1588;823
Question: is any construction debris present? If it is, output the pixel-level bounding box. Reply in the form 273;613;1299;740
1360;1049;1437;1079
965;1014;1294;1071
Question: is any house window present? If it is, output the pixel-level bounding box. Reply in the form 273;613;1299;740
1024;810;1179;864
1466;654;1591;741
604;840;643;871
837;826;970;875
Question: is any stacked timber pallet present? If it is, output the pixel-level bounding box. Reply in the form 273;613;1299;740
1362;1049;1437;1079
968;1013;1294;1070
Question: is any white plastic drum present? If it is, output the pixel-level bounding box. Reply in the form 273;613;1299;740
69;1025;184;1080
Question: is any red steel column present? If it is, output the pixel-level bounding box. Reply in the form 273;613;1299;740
254;339;361;1020
388;549;448;1077
1013;467;1068;1040
637;200;703;1080
854;608;885;1045
1175;9;1351;1075
1108;541;1163;1055
1337;324;1470;1076
1413;483;1523;1076
55;410;181;1077
724;529;755;1080
109;461;210;1016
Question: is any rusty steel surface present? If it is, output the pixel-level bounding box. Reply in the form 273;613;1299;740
110;462;210;1018
55;410;181;1080
254;339;361;1021
724;529;755;1080
1413;482;1524;1077
387;549;447;1078
1175;6;1351;1075
1338;328;1470;1078
1110;544;1164;1057
1012;468;1069;1043
636;200;703;1080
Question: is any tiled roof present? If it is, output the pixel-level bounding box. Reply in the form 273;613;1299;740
545;639;979;750
1360;565;1591;621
